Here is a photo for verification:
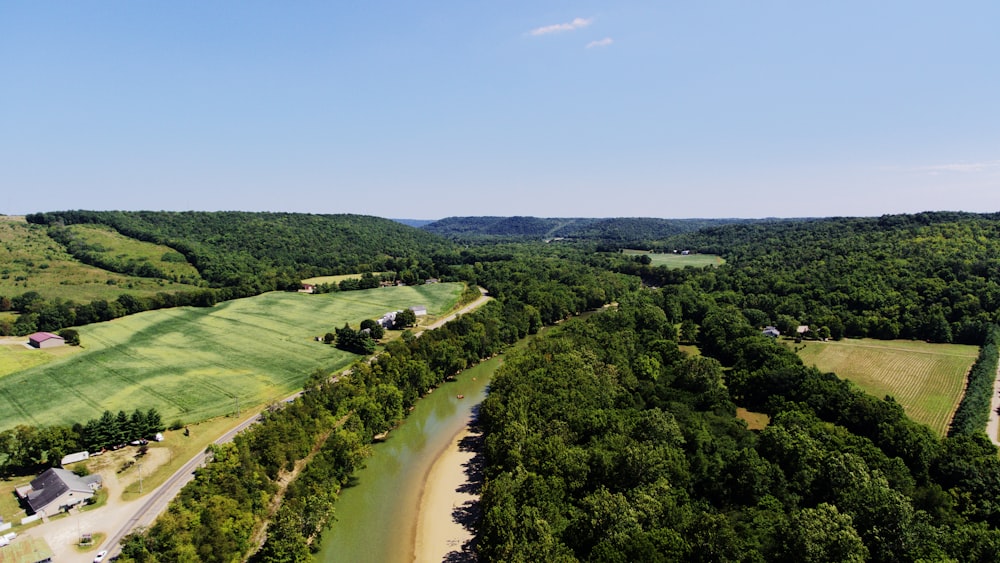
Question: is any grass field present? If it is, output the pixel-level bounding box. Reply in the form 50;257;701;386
793;338;979;436
0;216;199;303
302;273;386;285
66;224;202;281
0;283;464;431
622;249;725;268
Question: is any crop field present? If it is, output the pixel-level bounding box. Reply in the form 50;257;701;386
0;283;464;430
0;216;199;303
66;224;202;281
794;338;979;435
622;249;725;268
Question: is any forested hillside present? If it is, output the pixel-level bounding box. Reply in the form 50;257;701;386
26;211;455;288
423;216;758;243
618;212;1000;344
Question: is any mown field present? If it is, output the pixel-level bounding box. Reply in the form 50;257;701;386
622;249;725;268
301;273;385;285
65;223;202;281
0;283;464;430
794;338;979;436
0;216;199;303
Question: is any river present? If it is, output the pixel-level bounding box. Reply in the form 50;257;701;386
313;355;500;563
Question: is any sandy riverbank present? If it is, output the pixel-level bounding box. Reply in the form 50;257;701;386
414;425;482;562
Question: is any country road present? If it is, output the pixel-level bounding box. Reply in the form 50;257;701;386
102;411;263;558
987;358;1000;447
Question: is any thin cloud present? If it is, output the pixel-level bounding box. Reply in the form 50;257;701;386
916;160;1000;174
586;37;614;49
529;17;593;36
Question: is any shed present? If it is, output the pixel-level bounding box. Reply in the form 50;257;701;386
59;451;89;466
0;536;54;562
27;333;64;349
409;305;427;317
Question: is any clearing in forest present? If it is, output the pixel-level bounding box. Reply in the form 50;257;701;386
0;283;464;431
0;216;199;304
622;249;724;268
794;338;978;436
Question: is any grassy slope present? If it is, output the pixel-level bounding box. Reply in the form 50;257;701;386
0;216;198;303
66;224;202;281
794;338;978;436
0;283;464;430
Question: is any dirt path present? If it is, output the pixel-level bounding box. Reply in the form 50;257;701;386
987;360;1000;446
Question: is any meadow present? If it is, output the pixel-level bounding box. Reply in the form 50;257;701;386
301;273;385;285
622;249;725;268
0;217;198;303
65;223;202;281
794;338;979;436
0;283;464;430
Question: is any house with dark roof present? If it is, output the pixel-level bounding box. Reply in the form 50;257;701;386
27;332;64;349
15;468;102;516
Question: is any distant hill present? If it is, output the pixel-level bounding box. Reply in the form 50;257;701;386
26;211;454;288
422;216;761;243
392;218;437;228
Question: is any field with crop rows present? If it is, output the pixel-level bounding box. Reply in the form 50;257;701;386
794;338;979;435
0;283;464;430
0;217;199;303
622;249;724;268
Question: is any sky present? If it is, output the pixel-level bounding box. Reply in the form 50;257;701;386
2;1;999;219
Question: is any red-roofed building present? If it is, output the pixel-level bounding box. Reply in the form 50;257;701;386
28;332;64;349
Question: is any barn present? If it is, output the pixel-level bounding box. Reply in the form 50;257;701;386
27;332;64;349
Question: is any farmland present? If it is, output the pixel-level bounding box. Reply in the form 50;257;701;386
0;216;199;303
622;249;725;268
301;273;385;285
0;283;464;430
793;338;979;435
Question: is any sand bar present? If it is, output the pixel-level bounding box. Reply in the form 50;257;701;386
414;425;480;562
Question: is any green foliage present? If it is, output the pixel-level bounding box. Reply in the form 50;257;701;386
949;325;1000;437
27;210;454;289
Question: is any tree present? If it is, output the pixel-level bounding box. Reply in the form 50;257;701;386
778;503;868;563
59;328;80;346
679;320;698;343
394;308;417;329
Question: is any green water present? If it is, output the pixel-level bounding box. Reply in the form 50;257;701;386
314;356;500;563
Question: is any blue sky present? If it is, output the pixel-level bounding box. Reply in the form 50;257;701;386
2;1;998;219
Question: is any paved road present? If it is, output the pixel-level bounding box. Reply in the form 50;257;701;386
103;411;263;559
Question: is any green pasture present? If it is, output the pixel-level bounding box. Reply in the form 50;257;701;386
67;224;202;281
302;273;386;285
0;283;464;431
0;217;199;303
793;338;978;436
622;249;724;268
